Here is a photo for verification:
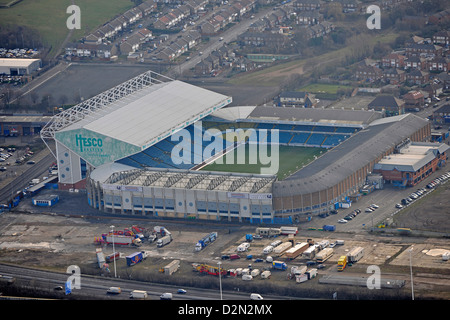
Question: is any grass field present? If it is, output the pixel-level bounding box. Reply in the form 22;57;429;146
0;0;132;55
201;145;324;180
299;83;353;95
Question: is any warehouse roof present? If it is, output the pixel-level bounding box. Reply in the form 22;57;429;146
0;58;41;68
373;142;450;172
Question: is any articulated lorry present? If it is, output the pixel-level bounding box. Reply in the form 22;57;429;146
157;233;172;247
195;232;218;251
126;251;147;266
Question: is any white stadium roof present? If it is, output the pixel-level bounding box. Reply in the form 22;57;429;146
42;71;232;154
61;80;231;149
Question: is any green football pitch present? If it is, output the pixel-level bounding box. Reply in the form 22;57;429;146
200;145;325;180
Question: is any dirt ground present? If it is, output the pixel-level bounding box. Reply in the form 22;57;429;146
1;207;450;299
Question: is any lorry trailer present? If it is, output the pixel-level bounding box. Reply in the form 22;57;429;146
316;248;334;263
126;251;147;266
347;247;364;263
284;242;308;259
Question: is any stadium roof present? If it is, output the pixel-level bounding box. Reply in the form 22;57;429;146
91;162;275;194
245;106;381;126
58;79;231;149
272;113;430;197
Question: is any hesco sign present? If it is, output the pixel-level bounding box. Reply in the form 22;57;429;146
75;134;103;152
55;128;140;167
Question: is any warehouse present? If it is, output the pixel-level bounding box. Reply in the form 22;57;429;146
373;141;449;187
0;58;41;75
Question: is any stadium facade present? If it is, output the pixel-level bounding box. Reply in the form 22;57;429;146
42;70;435;224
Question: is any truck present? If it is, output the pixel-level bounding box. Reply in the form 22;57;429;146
105;252;120;263
104;235;142;246
130;290;147;299
157;233;172;247
291;265;307;277
107;287;121;294
316;248;334;263
195;232;218;251
126;251;147;266
280;226;298;235
318;240;330;249
163;260;180;275
306;268;317;280
347;246;364;263
284;242;309;260
322;225;336;231
256;227;281;237
337;255;347;271
272;260;287;271
96;249;106;268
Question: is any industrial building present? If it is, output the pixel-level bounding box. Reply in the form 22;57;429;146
41;70;438;224
0;58;41;75
373;141;449;187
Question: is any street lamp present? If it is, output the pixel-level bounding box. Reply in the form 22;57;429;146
218;261;222;300
110;225;117;278
409;246;414;300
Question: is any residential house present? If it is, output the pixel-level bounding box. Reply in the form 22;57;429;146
235;56;257;72
195;59;213;75
336;0;359;13
403;91;425;110
65;43;112;60
294;0;322;11
182;30;202;50
157;47;176;62
238;31;287;48
368;95;405;116
432;104;450;124
432;30;450;46
200;18;222;35
137;0;157;16
423;82;444;99
296;11;323;25
381;53;405;69
404;56;425;70
405;43;443;58
382;68;405;84
120;33;142;55
355;64;382;82
405;69;429;85
279;91;317;107
427;56;450;72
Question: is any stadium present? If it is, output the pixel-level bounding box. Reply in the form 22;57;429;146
41;70;433;224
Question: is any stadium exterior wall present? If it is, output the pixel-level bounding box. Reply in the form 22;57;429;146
271;117;431;220
86;175;275;223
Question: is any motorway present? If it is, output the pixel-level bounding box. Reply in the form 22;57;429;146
0;263;289;300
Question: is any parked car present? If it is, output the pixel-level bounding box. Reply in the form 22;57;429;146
338;219;348;223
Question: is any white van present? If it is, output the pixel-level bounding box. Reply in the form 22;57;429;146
160;292;173;300
107;287;121;294
130;290;147;299
250;293;263;300
242;274;253;281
